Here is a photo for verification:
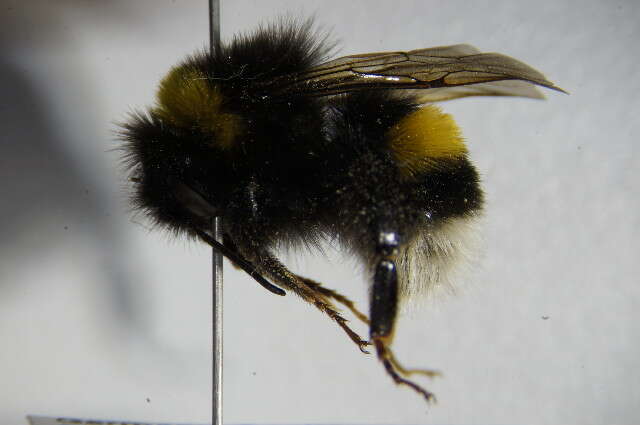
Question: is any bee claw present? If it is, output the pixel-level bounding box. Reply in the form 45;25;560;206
358;340;372;354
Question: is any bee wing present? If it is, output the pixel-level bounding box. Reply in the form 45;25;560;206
264;44;565;99
407;79;549;102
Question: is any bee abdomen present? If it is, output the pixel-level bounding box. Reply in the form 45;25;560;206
386;105;468;179
395;213;483;300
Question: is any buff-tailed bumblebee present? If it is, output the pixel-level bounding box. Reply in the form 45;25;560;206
119;18;563;403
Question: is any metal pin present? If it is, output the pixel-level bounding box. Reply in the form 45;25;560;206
212;216;223;425
209;0;221;56
209;2;223;424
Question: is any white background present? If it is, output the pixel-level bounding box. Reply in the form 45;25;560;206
1;0;638;424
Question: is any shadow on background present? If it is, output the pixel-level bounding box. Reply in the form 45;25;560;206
0;0;154;339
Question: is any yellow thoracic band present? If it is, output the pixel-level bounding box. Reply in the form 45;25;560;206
154;65;242;150
387;105;467;178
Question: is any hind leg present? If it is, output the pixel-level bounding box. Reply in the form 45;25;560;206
298;270;440;379
370;231;438;403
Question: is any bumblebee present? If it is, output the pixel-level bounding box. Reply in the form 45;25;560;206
120;19;563;402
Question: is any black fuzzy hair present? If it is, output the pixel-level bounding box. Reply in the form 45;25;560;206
118;19;335;241
188;17;334;83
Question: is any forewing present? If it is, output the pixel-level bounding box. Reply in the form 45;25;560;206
262;44;564;99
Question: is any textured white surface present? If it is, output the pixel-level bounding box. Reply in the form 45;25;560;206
1;0;638;424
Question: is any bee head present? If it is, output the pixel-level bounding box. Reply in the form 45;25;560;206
120;107;233;233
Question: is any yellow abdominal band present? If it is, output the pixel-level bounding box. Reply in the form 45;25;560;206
154;65;242;150
387;105;467;178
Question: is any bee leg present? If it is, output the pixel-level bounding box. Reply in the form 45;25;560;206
294;275;370;325
192;227;286;296
387;349;441;379
371;231;437;403
257;252;371;354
